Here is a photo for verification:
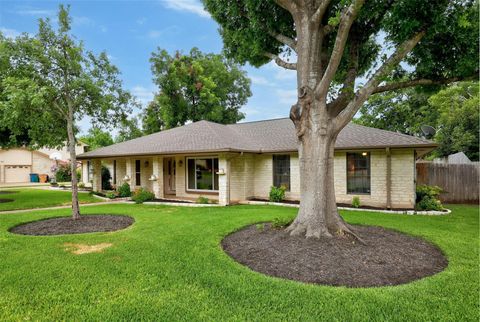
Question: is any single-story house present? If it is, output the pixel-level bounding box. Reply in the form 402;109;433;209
0;142;88;184
77;118;436;209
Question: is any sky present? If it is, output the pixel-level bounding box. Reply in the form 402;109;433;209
0;0;299;134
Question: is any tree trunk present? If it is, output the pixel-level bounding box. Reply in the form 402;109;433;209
66;110;81;220
287;96;363;242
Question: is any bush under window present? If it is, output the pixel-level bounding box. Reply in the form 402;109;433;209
416;185;444;211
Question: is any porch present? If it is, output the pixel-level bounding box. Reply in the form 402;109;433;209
84;155;231;205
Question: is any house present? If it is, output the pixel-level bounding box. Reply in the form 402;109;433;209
0;142;88;184
77;118;437;209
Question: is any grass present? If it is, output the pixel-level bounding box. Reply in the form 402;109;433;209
0;189;103;211
0;204;478;321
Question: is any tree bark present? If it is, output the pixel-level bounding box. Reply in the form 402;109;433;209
66;106;81;220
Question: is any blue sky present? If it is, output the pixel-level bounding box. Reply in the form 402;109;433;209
0;0;298;134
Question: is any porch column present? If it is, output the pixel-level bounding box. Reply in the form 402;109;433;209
152;157;164;198
125;158;135;189
116;159;126;187
91;159;102;192
218;155;230;206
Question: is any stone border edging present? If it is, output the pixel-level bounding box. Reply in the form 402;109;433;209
239;200;451;215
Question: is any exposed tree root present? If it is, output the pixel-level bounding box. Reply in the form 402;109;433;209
286;218;367;245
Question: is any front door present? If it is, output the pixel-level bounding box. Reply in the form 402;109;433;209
164;158;176;195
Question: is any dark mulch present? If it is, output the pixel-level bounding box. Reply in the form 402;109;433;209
146;198;192;204
0;198;14;203
0;191;19;194
222;224;448;287
249;198;420;211
9;215;134;236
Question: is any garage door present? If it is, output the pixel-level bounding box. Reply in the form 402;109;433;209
4;165;31;183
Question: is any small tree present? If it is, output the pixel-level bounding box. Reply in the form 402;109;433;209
80;127;115;150
0;6;133;219
144;47;251;132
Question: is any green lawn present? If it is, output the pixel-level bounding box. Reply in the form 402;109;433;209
0;189;103;211
0;204;478;321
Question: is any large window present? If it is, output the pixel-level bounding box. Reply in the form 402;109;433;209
347;152;370;194
273;155;290;191
113;160;117;185
135;160;141;186
187;157;219;191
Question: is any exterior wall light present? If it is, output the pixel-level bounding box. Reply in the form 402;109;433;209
148;174;158;181
123;175;130;181
362;152;368;156
216;168;225;175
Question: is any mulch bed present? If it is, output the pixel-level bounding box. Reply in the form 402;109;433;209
146;198;192;204
0;198;14;203
9;215;134;236
222;224;448;287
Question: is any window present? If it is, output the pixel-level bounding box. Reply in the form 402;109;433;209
113;160;117;185
273;155;290;191
347;152;371;194
135;160;141;186
187;157;219;191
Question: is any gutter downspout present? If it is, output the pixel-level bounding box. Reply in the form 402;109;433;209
386;147;392;209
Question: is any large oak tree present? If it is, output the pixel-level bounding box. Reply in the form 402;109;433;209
203;0;478;240
0;6;134;219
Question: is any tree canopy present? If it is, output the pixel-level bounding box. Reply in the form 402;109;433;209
356;81;479;161
145;47;251;131
80;127;115;150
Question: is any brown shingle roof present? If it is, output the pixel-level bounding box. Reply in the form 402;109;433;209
78;118;436;159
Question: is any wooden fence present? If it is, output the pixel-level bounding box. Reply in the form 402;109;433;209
416;162;479;204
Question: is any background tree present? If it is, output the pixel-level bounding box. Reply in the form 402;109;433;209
147;47;251;130
430;82;479;161
0;6;133;219
115;117;143;142
80;127;115;150
356;81;479;161
203;0;478;240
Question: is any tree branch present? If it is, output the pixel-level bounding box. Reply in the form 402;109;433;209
335;30;426;129
372;75;477;94
312;0;332;25
264;52;297;70
315;0;365;100
268;31;297;52
274;0;298;14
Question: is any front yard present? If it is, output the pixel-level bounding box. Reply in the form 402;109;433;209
0;203;478;321
0;189;103;211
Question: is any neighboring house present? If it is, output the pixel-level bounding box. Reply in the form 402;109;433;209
78;118;436;209
433;152;472;164
0;142;88;183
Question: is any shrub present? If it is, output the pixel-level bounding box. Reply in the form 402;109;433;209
101;166;112;190
416;185;443;211
117;182;132;197
131;187;155;204
352;196;361;208
269;186;286;202
105;191;117;199
78;182;85;189
55;163;72;182
271;217;293;229
196;196;210;204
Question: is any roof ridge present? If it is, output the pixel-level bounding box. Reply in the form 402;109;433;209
350;122;432;143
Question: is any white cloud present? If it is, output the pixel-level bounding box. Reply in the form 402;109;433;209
136;17;147;25
147;25;180;39
0;27;20;38
160;0;210;18
14;8;55;16
250;75;275;87
131;85;156;107
276;89;297;105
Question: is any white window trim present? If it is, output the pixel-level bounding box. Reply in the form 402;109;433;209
186;156;219;193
